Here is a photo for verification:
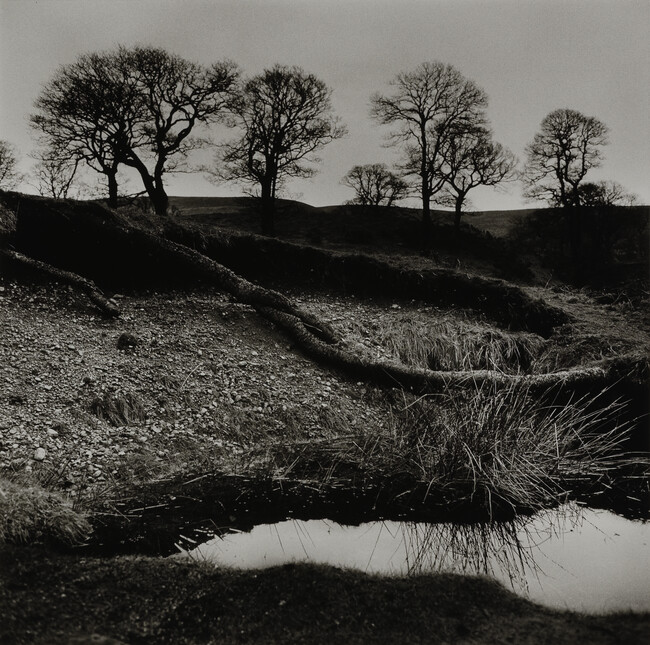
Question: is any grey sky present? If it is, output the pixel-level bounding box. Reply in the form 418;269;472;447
1;0;648;209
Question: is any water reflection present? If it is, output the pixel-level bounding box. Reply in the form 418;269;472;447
180;504;650;613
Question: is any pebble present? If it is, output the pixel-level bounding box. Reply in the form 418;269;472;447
34;447;47;461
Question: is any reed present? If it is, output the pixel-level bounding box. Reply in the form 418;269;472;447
263;383;640;516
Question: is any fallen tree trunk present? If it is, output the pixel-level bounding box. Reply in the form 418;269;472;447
0;249;120;318
1;191;338;344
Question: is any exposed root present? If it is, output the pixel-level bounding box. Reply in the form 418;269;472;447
0;248;120;318
257;306;646;394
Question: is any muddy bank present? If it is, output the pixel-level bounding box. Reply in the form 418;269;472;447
80;462;649;558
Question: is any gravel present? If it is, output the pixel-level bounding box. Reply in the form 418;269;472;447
0;279;391;492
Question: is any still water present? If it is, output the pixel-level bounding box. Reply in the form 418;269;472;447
181;505;650;613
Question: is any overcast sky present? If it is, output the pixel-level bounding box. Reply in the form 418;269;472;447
1;0;648;209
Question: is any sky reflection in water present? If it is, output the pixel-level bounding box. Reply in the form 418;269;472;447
184;505;650;613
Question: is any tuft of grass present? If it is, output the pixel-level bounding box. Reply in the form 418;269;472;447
389;385;634;514
0;478;91;546
349;315;545;373
0;203;17;236
259;383;640;517
89;390;147;426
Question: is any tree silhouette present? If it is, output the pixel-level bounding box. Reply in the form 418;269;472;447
575;180;637;207
341;163;408;208
32;46;238;214
0;140;21;190
370;62;487;237
522;108;609;208
30;148;80;199
435;126;517;229
217;65;346;235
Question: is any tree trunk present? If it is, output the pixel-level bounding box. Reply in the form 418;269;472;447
107;172;118;209
126;153;169;215
260;179;275;236
420;184;432;250
149;185;169;216
0;249;120;317
453;195;464;230
4;192;644;404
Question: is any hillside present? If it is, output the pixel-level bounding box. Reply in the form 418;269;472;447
0;192;649;644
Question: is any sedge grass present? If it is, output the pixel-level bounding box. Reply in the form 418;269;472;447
348;315;545;374
0;478;91;546
258;382;642;517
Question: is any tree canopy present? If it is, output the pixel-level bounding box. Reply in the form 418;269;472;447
31;46;238;213
216;64;346;235
370;62;488;233
435;126;517;228
0;140;21;190
341;163;408;208
522;108;609;208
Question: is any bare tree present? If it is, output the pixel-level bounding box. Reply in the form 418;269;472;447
0;140;22;189
576;180;638;207
116;47;238;215
29;149;81;199
370;62;488;235
31;51;141;206
435;126;517;229
522;108;609;207
341;163;408;208
32;46;238;214
216;65;346;235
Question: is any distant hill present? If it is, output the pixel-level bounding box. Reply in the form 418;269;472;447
169;196;539;239
166;195;531;282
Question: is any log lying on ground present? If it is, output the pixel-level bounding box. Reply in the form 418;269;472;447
0;249;120;318
2;191;646;400
165;223;571;338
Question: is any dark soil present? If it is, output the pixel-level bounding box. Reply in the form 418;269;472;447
2;546;649;645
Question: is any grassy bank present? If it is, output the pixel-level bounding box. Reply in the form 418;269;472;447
2;547;649;645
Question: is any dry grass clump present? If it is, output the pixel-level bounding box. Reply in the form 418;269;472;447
89;391;147;426
350;315;545;373
530;331;632;373
0;478;91;546
265;384;637;516
0;202;17;236
390;386;632;513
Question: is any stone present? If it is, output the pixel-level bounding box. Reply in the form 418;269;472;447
116;333;139;351
34;447;46;461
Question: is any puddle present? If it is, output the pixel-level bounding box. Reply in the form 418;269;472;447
180;505;650;613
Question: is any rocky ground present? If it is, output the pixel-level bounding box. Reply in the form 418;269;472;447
2;273;648;496
0;279;399;495
2;270;649;644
